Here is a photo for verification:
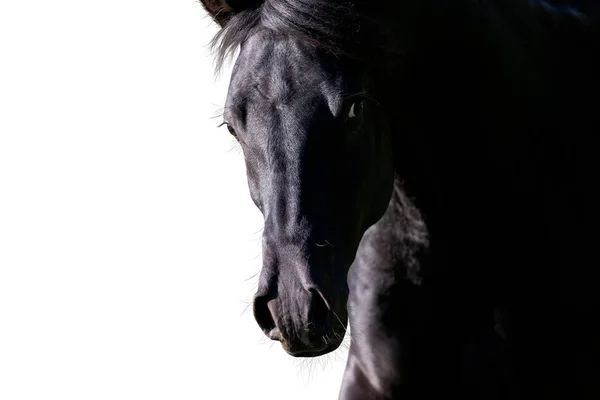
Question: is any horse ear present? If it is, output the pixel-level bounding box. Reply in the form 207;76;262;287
200;0;262;27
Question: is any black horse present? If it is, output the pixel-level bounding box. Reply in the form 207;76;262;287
200;0;600;398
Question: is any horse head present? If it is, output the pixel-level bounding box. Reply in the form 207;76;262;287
202;0;396;356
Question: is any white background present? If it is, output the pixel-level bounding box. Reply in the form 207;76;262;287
0;1;349;398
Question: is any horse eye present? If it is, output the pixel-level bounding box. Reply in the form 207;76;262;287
226;123;237;137
348;101;364;119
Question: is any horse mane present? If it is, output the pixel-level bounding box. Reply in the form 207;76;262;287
207;0;365;72
205;0;599;73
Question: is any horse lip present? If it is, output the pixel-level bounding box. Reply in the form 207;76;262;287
283;343;331;358
267;328;282;341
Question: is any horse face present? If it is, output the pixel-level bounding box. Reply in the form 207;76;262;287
221;30;395;356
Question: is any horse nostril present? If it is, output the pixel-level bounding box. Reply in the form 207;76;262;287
308;287;332;330
253;295;276;337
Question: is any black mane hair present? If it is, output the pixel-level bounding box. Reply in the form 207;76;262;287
206;0;376;72
204;0;598;73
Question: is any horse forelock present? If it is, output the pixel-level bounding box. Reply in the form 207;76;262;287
207;0;379;73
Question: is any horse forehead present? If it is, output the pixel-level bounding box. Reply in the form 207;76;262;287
234;32;344;104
